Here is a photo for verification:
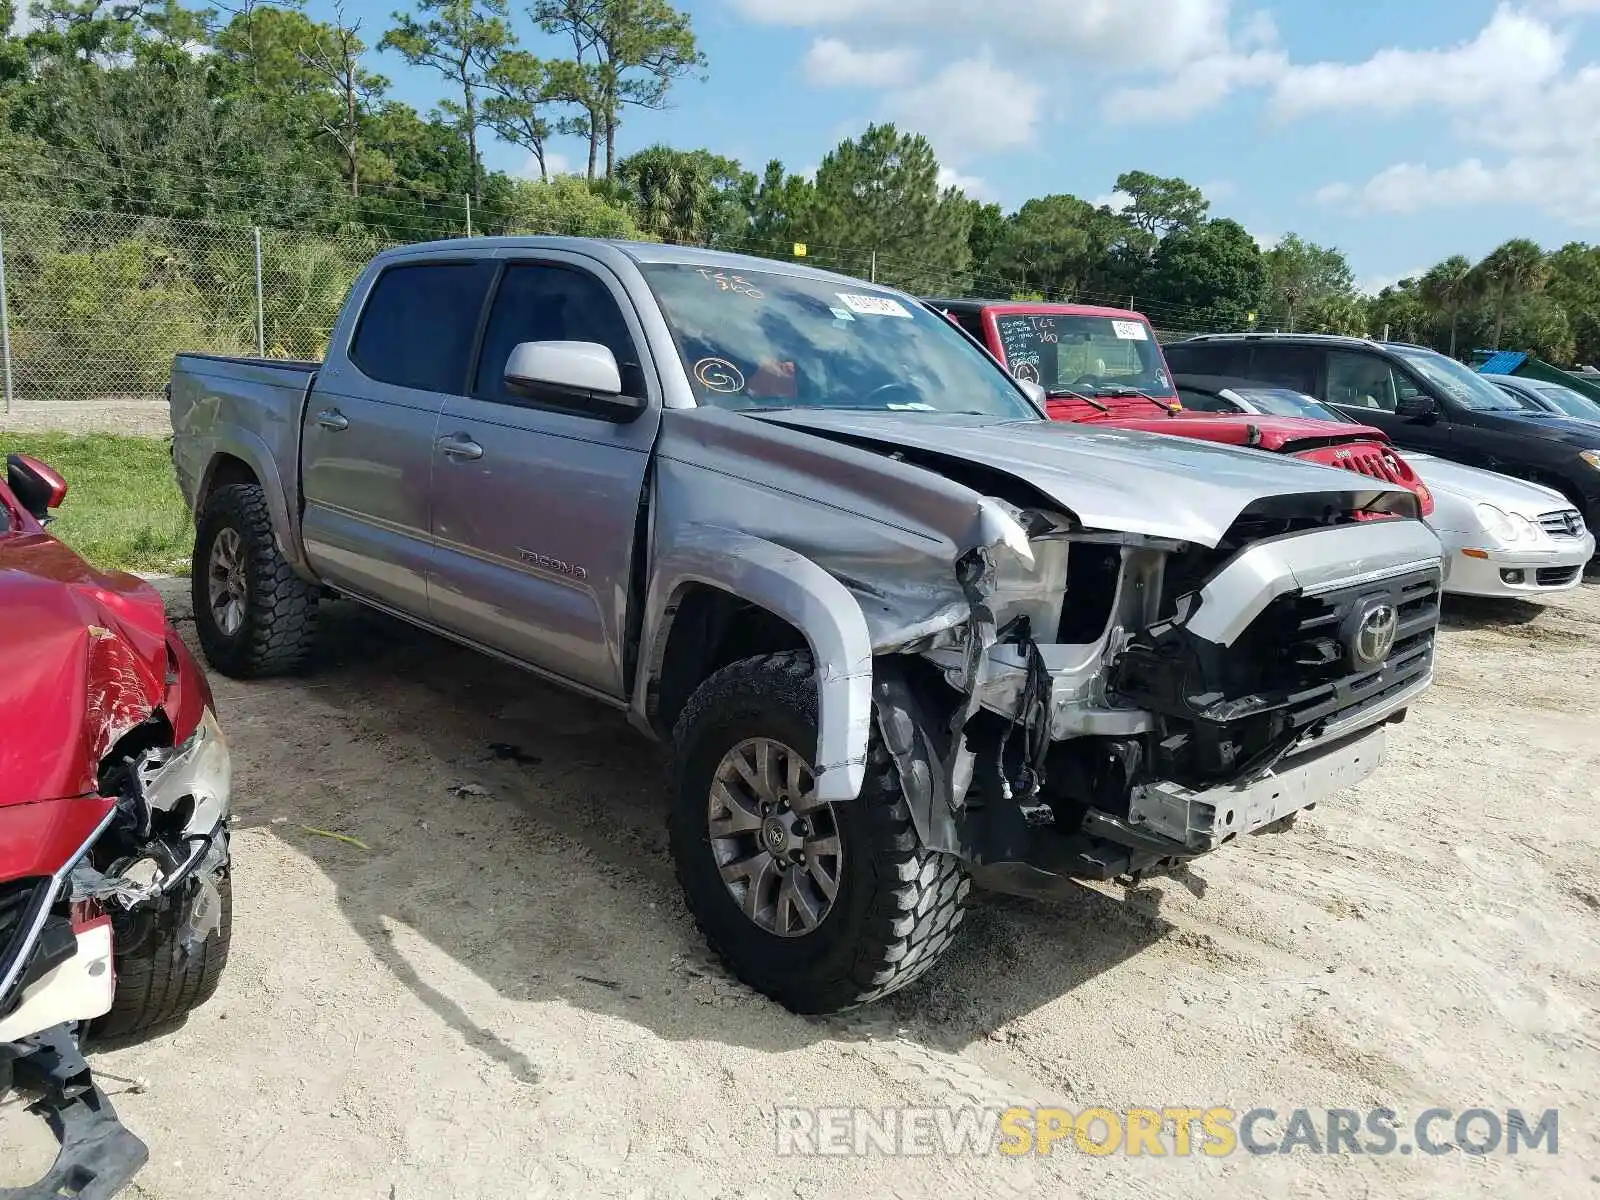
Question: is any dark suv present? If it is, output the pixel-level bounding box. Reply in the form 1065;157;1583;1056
1163;333;1600;529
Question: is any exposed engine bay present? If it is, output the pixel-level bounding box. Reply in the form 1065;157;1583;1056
872;492;1442;895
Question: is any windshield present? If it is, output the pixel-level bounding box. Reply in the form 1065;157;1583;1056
991;312;1173;398
1535;383;1600;420
639;264;1038;419
1233;388;1354;423
1393;348;1524;412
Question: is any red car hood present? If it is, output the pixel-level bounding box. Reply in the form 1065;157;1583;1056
0;532;170;806
1045;399;1392;451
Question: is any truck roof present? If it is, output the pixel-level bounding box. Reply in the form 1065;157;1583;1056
923;297;1149;322
373;235;884;291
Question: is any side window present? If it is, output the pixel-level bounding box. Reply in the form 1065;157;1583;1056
1178;388;1239;413
350;262;494;393
474;262;642;403
1248;345;1318;395
1327;351;1398;412
1164;341;1248;375
951;311;987;342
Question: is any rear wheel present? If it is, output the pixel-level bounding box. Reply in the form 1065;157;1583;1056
192;482;318;677
668;651;968;1013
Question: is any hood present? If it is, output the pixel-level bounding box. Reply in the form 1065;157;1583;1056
1405;453;1572;514
0;532;170;806
1470;409;1600;446
750;410;1409;547
1077;411;1392;454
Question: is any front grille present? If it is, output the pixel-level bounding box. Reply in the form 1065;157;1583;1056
1295;444;1409;485
0;876;50;1010
1538;509;1585;539
1269;564;1440;733
1536;565;1582;587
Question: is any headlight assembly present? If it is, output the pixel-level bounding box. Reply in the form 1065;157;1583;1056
135;706;233;839
1580;449;1600;472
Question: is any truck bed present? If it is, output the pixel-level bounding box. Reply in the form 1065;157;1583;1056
168;352;321;542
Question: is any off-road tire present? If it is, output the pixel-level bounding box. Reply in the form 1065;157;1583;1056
90;875;233;1042
192;482;317;677
669;650;969;1014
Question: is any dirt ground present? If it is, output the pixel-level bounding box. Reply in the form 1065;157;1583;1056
0;398;174;437
6;575;1600;1198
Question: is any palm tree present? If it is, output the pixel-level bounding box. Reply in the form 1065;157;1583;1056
616;145;713;245
1475;239;1550;351
1419;255;1479;358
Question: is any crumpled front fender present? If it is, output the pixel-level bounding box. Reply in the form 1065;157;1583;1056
634;526;874;803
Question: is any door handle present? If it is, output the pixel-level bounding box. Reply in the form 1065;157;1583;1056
437;433;484;461
316;408;349;431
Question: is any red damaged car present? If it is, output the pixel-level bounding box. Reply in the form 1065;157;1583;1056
1;452;232;1197
925;298;1434;517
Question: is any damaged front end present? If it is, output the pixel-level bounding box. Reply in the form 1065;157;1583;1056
2;690;232;1200
871;493;1442;897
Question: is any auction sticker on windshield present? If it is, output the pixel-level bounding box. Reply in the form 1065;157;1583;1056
1112;320;1148;340
837;293;912;318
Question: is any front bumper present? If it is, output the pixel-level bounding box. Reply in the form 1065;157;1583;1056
1443;535;1594;597
1127;721;1389;852
1;1024;148;1200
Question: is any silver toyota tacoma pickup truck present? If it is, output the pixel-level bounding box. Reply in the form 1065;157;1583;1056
168;238;1443;1013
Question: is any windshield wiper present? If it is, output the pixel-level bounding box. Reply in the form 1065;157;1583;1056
1045;387;1110;413
1091;385;1179;414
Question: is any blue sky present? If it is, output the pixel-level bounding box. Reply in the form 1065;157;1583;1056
149;2;1600;287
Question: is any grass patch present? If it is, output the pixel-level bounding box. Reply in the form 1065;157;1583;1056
2;432;192;574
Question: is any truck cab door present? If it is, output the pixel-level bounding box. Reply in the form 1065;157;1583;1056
301;259;496;619
428;255;662;699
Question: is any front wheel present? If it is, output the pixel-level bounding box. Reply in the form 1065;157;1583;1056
668;651;969;1013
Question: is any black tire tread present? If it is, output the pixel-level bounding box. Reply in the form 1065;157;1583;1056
193;482;317;677
91;875;233;1042
669;650;968;1013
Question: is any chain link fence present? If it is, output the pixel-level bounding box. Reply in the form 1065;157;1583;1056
0;203;394;407
0;202;1212;411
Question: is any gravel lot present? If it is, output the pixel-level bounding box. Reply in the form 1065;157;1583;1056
5;572;1600;1199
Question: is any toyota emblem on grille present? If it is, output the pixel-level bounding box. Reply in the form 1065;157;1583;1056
1351;603;1398;669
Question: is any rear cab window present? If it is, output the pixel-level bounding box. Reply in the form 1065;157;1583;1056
350;260;497;394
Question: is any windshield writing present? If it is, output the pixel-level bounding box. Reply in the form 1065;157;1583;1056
640;265;1038;419
993;314;1172;396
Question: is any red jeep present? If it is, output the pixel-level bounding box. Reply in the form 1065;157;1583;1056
925;298;1433;516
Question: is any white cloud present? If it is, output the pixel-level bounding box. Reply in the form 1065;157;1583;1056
803;37;918;87
1091;191;1133;212
1317;155;1600;224
1251;229;1281;250
1198;179;1237;200
735;0;1232;72
882;52;1044;158
937;165;989;197
519;150;575;179
1357;267;1428;296
1105;45;1286;122
1271;4;1566;117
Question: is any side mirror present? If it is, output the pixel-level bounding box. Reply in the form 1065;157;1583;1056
1396;393;1439;421
6;453;68;522
1017;379;1047;408
503;341;645;421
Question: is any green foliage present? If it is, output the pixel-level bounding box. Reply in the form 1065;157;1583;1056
1146;219;1265;330
987;194;1124;300
504;174;643;238
10;235;235;400
1263;233;1356;331
382;0;515;203
616;144;751;245
0;433;193;574
807;124;971;292
1475;237;1551;351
